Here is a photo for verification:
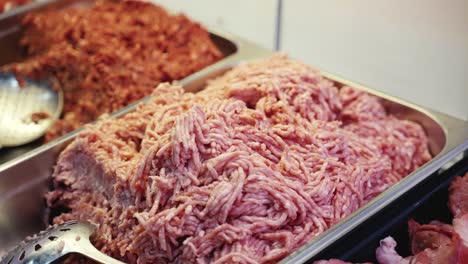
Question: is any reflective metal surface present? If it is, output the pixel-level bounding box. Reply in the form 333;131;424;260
0;73;63;148
0;220;124;264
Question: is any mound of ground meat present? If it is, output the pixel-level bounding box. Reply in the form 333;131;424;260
47;55;431;263
4;0;222;141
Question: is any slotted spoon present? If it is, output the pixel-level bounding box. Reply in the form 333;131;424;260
0;220;125;264
0;72;63;148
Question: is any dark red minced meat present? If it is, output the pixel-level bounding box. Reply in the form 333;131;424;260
4;0;223;141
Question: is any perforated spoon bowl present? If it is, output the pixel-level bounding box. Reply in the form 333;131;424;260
0;72;63;148
0;220;125;264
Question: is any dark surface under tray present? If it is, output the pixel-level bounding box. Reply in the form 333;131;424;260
311;154;468;263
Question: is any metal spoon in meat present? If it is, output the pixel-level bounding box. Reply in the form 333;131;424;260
0;72;63;148
0;220;125;264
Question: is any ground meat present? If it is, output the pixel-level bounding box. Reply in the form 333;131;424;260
454;214;468;248
376;223;466;264
29;111;50;124
339;86;386;124
449;174;468;218
408;219;455;253
375;237;408;264
4;0;223;141
47;55;431;263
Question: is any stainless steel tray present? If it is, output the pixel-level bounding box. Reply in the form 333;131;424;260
1;60;467;262
0;0;271;165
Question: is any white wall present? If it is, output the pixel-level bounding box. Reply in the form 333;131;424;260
150;0;468;120
150;0;278;50
282;0;468;120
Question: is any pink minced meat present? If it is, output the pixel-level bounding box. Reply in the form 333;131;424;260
449;174;468;218
46;55;431;263
375;237;408;264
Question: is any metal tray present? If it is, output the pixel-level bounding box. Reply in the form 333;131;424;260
1;61;467;262
0;0;271;165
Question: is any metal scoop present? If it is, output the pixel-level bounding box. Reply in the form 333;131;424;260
0;220;125;264
0;72;63;148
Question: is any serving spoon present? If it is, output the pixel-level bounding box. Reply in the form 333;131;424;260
0;220;125;264
0;72;63;148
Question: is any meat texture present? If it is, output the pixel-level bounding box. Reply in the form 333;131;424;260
314;259;361;264
408;219;464;263
451;173;468;263
375;237;408;264
4;0;222;141
376;223;467;264
449;175;468;218
47;55;431;263
454;214;468;248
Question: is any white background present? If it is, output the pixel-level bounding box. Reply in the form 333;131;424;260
152;0;468;121
152;0;278;50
